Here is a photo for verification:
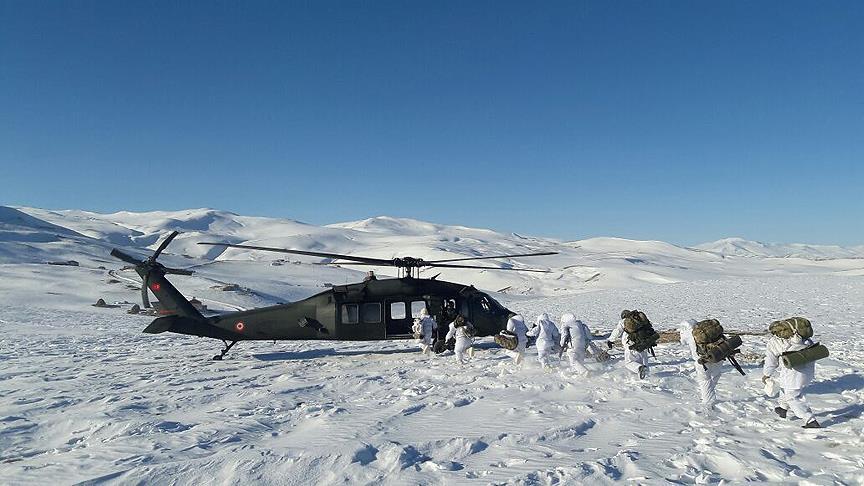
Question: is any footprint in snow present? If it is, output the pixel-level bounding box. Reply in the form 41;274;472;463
350;443;378;466
401;404;425;416
445;397;475;408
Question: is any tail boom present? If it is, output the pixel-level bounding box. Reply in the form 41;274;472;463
144;315;244;341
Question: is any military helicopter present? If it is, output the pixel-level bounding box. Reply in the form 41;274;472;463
110;231;556;360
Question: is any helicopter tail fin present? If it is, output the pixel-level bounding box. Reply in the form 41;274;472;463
139;268;205;320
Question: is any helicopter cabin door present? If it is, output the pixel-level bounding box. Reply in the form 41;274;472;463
338;302;385;340
385;300;414;338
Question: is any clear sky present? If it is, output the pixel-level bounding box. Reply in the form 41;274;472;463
1;1;862;246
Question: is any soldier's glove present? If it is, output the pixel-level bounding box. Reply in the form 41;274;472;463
761;375;770;384
607;341;614;350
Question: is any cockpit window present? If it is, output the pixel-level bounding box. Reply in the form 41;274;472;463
478;295;504;314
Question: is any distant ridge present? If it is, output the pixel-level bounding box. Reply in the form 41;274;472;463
3;206;863;295
694;237;864;260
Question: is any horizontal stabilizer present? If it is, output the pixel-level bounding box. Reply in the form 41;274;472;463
143;317;174;334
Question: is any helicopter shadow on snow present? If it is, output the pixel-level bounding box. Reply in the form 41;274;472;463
254;347;419;361
253;341;500;361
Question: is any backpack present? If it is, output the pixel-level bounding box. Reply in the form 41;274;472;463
623;310;659;352
462;321;477;338
495;330;518;350
769;317;813;340
692;319;742;364
781;343;829;368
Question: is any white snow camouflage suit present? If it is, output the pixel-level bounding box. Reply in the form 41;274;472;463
559;313;602;374
506;314;529;364
679;319;724;406
445;318;475;364
412;308;436;354
763;333;816;423
526;313;560;369
608;317;650;377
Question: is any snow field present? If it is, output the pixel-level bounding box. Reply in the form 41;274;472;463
1;268;862;484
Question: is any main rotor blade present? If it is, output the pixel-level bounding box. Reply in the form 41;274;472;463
312;260;552;272
197;242;395;266
151;231;180;261
164;267;194;276
311;261;378;265
426;262;551;273
425;251;558;264
111;248;143;265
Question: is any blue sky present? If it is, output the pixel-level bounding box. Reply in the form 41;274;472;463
1;1;862;245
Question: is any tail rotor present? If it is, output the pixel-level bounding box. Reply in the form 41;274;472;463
110;231;194;308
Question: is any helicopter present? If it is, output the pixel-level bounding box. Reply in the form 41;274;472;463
110;231;556;360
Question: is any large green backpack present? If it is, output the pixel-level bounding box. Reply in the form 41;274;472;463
623;310;659;352
769;317;813;340
692;319;742;364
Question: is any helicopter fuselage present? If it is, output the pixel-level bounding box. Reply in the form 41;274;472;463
144;276;512;342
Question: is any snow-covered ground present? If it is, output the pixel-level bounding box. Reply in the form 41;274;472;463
1;207;863;484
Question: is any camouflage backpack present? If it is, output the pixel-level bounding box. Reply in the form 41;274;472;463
455;317;477;338
495;330;518;350
692;319;741;364
769;317;813;340
464;322;477;338
623;310;660;352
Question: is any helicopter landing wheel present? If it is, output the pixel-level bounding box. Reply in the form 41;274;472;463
213;340;237;360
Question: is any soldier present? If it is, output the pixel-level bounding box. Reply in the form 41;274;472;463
445;315;476;364
505;314;529;365
763;318;821;428
679;319;723;407
607;310;653;379
526;313;560;370
559;313;606;375
412;308;436;355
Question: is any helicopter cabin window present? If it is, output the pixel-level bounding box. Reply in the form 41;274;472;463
341;304;359;324
390;302;406;320
410;301;427;318
361;303;382;324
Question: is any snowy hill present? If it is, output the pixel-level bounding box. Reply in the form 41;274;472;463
0;206;123;265
4;206;864;298
695;237;864;260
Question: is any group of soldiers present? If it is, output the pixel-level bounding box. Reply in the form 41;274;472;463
412;309;826;429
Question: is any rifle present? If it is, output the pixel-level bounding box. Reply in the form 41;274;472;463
559;331;572;358
728;353;746;376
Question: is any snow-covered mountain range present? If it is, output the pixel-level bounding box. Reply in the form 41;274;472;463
695;237;864;260
3;206;864;298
